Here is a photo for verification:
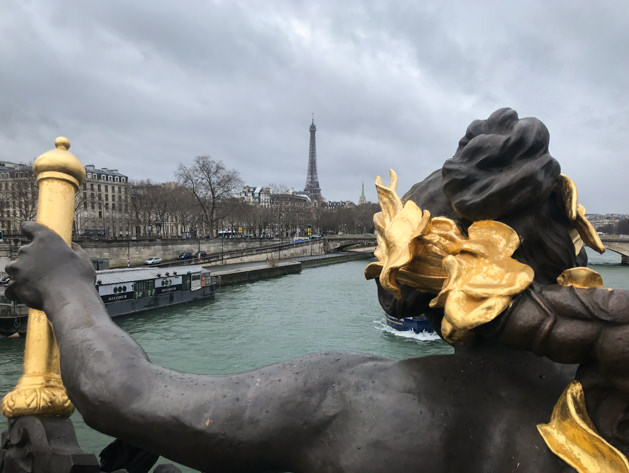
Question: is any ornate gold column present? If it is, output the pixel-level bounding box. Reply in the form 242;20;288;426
2;137;85;418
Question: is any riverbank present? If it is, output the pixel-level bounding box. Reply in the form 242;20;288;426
210;251;374;286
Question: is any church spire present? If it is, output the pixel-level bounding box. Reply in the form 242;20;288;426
358;182;367;205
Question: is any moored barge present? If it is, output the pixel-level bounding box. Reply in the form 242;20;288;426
0;264;217;337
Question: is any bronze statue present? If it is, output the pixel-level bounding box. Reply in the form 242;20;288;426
5;108;629;472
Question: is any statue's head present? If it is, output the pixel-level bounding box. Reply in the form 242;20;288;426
442;107;560;222
381;108;602;335
405;107;591;285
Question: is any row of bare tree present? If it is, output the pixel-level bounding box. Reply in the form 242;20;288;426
133;155;379;238
0;156;379;239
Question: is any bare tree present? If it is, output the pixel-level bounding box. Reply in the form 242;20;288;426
73;187;88;237
267;183;289;194
177;156;243;237
169;184;202;237
0;168;39;233
129;180;156;238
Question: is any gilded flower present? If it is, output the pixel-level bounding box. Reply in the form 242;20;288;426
430;221;534;343
366;170;534;344
364;170;431;299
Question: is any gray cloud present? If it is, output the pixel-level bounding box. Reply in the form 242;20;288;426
1;0;628;212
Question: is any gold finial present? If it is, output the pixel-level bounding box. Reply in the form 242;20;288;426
2;136;85;418
55;136;70;150
33;136;86;188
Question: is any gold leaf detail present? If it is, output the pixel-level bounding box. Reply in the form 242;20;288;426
365;170;432;299
538;381;629;473
430;221;534;342
366;171;534;344
557;267;604;289
1;387;74;418
558;175;605;254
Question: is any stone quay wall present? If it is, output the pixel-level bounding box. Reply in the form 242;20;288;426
0;238;327;272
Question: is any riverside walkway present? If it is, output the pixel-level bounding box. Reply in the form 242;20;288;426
208;251;374;286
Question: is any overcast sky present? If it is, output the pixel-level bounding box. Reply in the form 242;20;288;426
1;1;628;212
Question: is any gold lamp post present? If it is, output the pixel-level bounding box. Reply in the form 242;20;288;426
1;137;85;418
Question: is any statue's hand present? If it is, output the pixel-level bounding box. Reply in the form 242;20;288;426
5;221;95;311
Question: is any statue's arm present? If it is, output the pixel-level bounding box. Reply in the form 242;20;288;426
480;283;629;388
5;222;362;471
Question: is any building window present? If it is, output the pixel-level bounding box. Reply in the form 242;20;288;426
105;185;108;193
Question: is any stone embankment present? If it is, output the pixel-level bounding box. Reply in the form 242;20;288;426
0;237;331;273
211;252;374;287
0;237;375;281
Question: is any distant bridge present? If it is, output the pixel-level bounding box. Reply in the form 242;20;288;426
600;237;629;264
325;235;377;252
326;235;629;265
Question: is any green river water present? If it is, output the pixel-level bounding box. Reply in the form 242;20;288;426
0;249;627;471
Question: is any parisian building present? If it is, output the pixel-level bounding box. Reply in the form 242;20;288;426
75;164;130;238
0;161;38;236
0;162;131;239
240;186;271;207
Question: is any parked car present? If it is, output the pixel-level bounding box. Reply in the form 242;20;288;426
144;257;162;265
178;252;193;260
194;251;207;259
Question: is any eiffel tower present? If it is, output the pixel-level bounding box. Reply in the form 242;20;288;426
304;116;323;201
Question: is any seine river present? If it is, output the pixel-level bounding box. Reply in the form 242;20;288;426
0;249;626;471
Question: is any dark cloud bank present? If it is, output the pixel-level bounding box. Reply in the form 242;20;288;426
1;0;628;212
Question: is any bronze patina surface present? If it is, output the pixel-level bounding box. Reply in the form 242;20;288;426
4;110;629;472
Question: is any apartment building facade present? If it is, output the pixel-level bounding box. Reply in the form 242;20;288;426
74;164;130;238
0;161;38;236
